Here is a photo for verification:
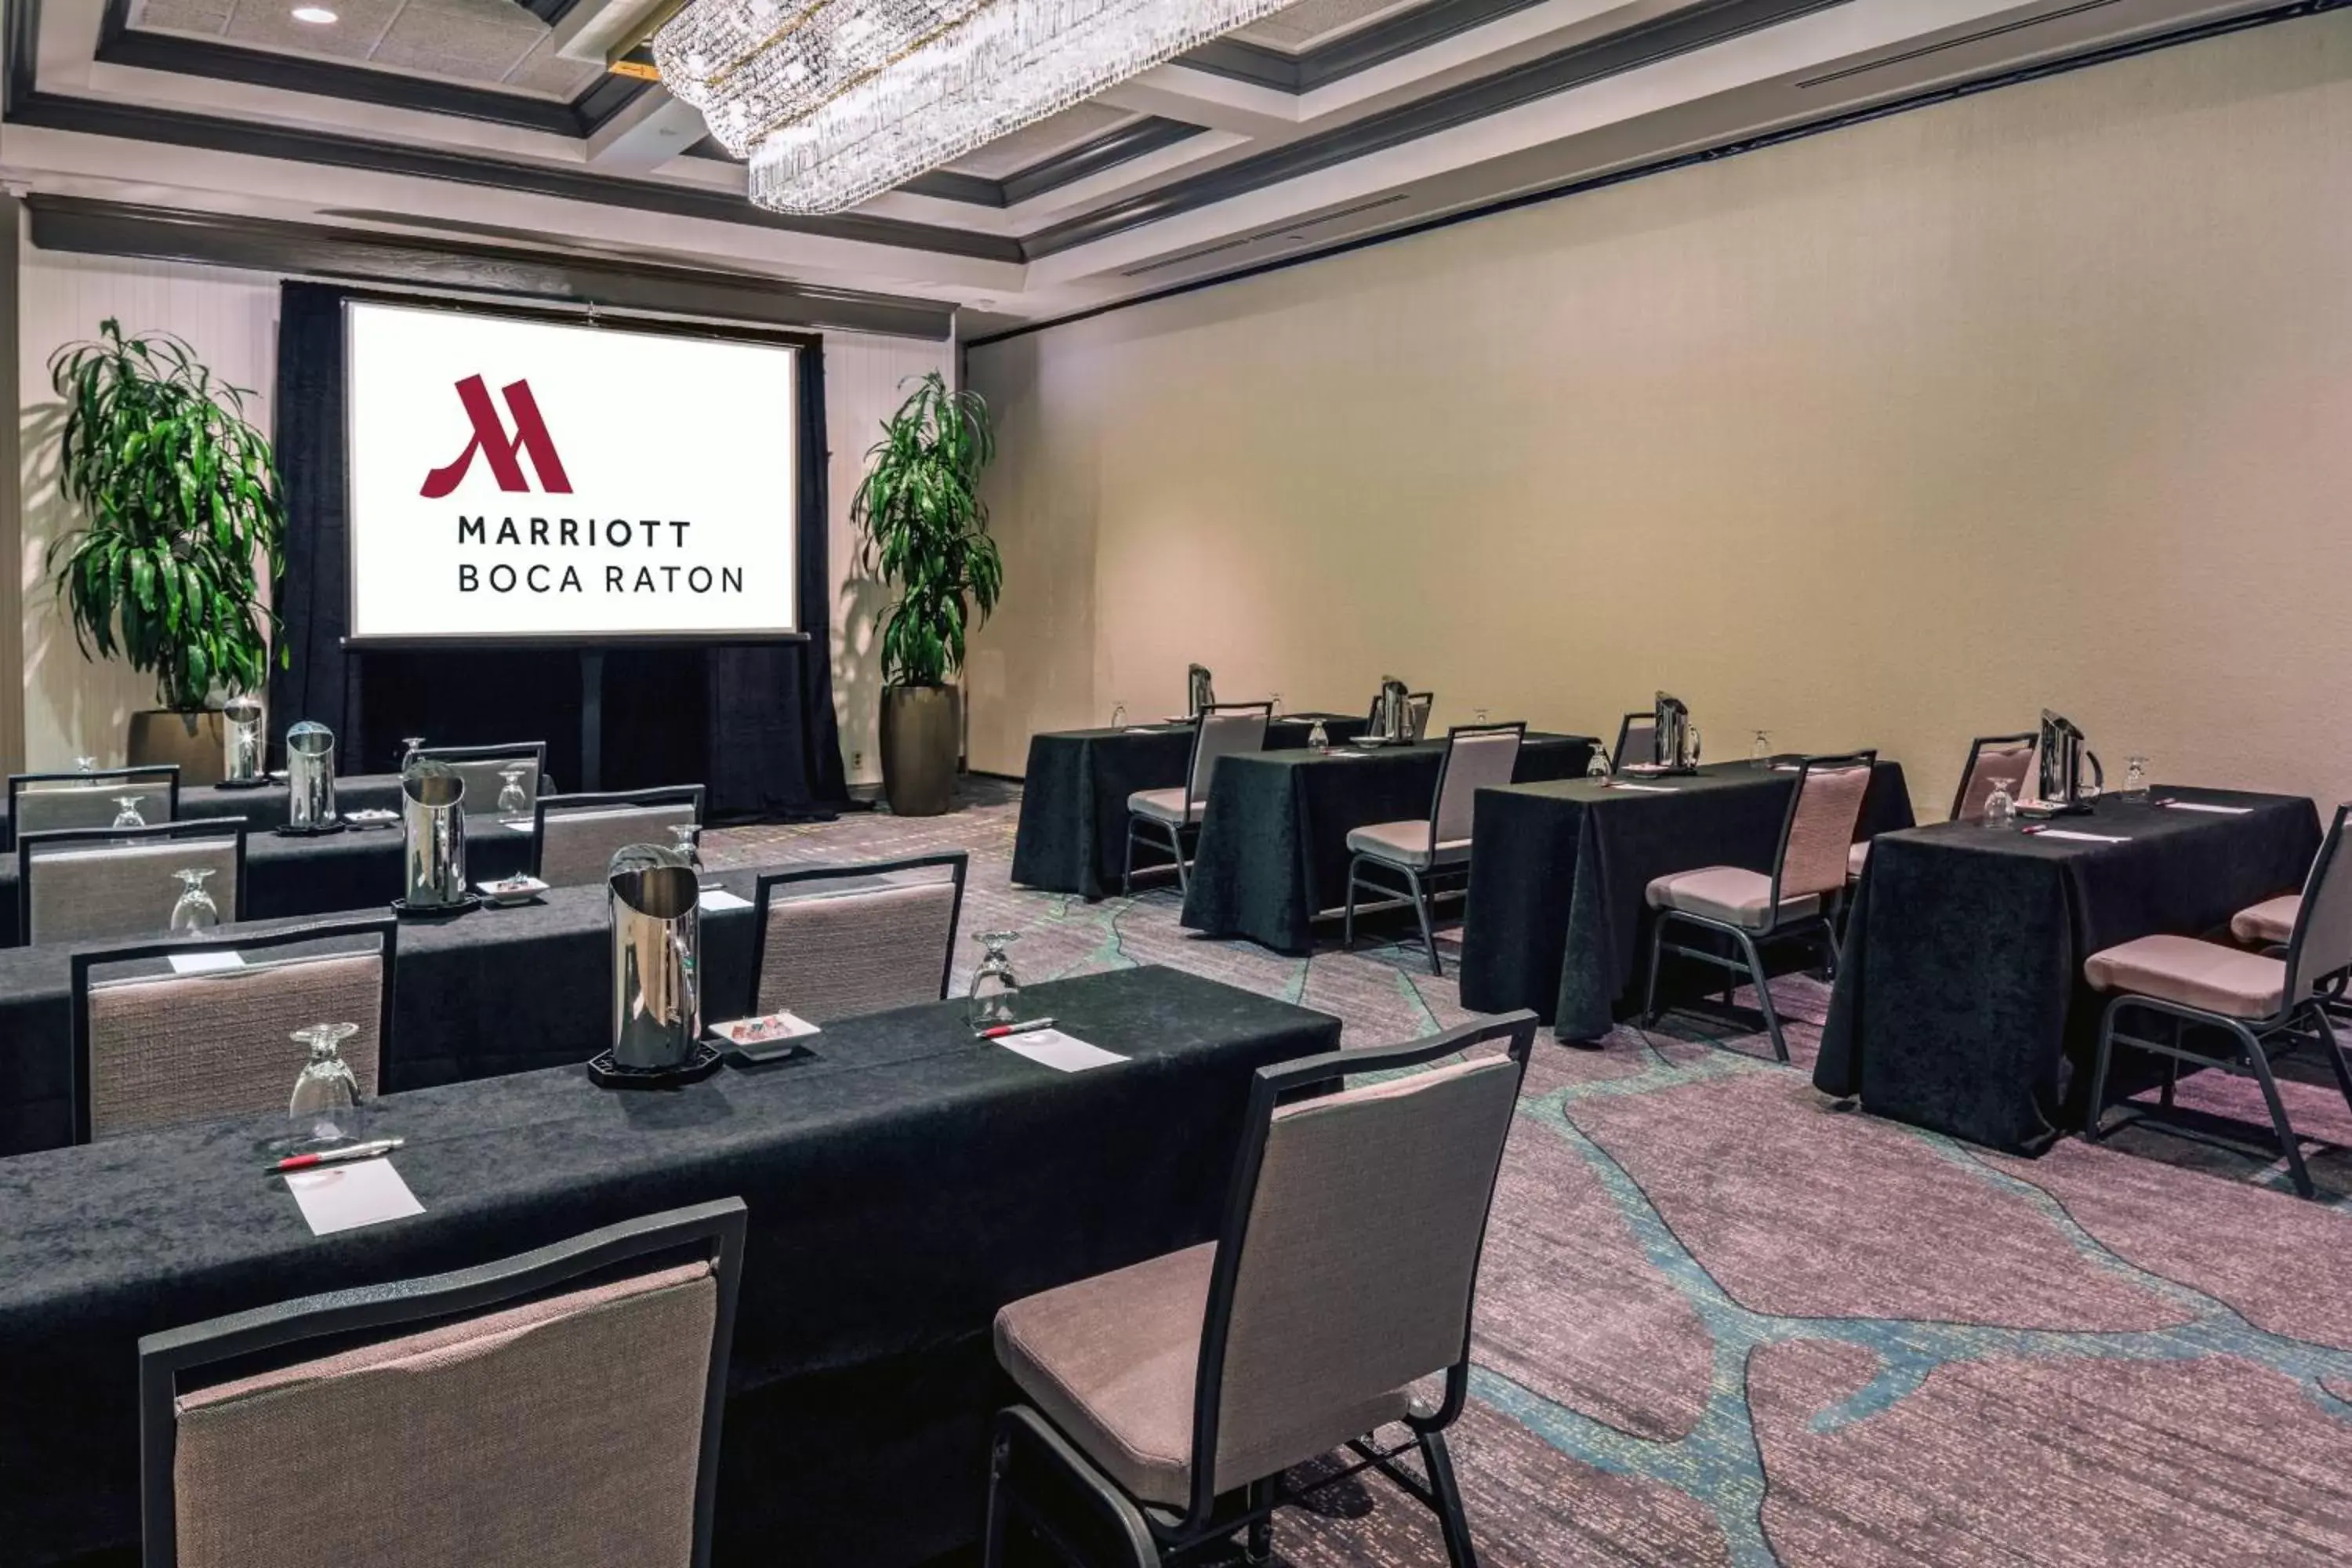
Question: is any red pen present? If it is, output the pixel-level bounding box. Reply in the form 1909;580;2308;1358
980;1018;1057;1039
271;1138;404;1173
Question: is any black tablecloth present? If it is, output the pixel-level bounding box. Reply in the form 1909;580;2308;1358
1814;787;2320;1153
1011;714;1370;901
0;965;1338;1568
0;869;786;1156
0;813;535;947
1457;760;1916;1039
0;772;409;841
1180;734;1597;953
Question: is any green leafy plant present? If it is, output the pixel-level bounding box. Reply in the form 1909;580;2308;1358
46;319;286;713
851;372;1002;688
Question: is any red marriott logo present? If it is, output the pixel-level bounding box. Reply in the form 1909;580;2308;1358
419;375;574;499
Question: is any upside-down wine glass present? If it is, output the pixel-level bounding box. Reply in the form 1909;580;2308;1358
111;795;147;830
967;931;1022;1030
1750;730;1773;768
288;1022;364;1146
1983;775;2018;830
496;764;530;819
169;868;220;935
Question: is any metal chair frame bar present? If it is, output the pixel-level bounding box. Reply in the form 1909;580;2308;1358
1342;722;1526;976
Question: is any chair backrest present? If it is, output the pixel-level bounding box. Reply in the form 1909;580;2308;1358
1186;703;1272;807
1186;1012;1536;1521
1772;751;1878;902
416;742;548;820
1402;692;1434;744
9;766;180;848
19;821;248;948
1611;713;1655;774
139;1197;746;1568
533;786;706;887
1950;732;2036;822
748;852;967;1021
2284;804;2352;1004
71;917;396;1144
1428;723;1526;851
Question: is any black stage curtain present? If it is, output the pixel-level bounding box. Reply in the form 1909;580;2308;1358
265;283;850;819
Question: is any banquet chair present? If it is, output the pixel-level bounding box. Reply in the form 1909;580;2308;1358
749;851;967;1021
7;765;180;849
18;820;248;948
1343;722;1524;975
137;1197;745;1568
1643;751;1877;1062
533;786;706;887
983;1012;1536;1568
1847;731;2030;879
2083;803;2352;1199
1611;713;1656;775
70;916;396;1144
1124;702;1270;895
413;740;549;822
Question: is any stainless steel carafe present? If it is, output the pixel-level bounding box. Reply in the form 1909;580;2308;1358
401;760;469;906
1187;663;1215;718
285;721;337;828
221;695;263;784
2037;710;2103;811
1376;677;1409;740
610;846;702;1071
1653;693;1690;769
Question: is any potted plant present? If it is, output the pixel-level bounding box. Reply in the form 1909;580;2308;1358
47;320;285;782
851;372;1003;816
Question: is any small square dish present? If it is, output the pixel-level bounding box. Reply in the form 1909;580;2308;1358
477;874;549;906
344;808;399;829
711;1011;819;1048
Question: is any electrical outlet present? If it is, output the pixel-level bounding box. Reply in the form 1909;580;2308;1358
852;750;865;771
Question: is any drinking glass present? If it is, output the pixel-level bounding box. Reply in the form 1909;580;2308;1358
111;794;147;830
496;764;530;818
1750;730;1773;768
169;868;220;934
74;756;96;775
1270;693;1285;720
1307;719;1330;753
1110;702;1128;728
1984;776;2018;830
967;931;1022;1029
288;1022;364;1146
397;736;426;770
1585;746;1611;782
2122;755;2150;803
670;822;704;870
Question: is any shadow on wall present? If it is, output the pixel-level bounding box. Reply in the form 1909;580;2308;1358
18;400;151;770
833;566;887;783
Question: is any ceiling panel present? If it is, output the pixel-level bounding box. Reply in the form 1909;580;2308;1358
1229;0;1439;54
131;0;601;99
942;102;1138;178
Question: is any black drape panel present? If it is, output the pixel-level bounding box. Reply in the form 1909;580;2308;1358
265;282;359;767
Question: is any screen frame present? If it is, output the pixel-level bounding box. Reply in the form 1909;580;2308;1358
336;289;817;651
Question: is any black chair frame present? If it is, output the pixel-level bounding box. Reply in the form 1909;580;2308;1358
69;913;400;1145
2085;804;2352;1199
747;850;971;1016
984;1011;1539;1568
16;818;252;951
1642;751;1876;1063
529;784;706;877
7;765;182;850
1949;731;2038;821
1609;712;1653;775
136;1196;746;1568
1123;702;1272;897
1344;721;1526;977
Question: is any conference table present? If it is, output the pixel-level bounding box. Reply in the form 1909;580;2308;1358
0;965;1338;1568
1815;785;2318;1153
0;869;783;1156
0;770;411;841
1180;732;1597;953
0;798;536;947
1457;759;1916;1039
1012;713;1370;901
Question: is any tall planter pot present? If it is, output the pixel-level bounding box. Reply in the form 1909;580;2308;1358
879;684;957;817
128;709;227;785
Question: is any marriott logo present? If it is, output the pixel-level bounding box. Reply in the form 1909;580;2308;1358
419;375;573;499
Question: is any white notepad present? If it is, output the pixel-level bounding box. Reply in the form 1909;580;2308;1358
2033;829;2132;844
2161;801;2252;815
998;1029;1126;1073
285;1159;424;1236
169;950;244;974
698;888;752;911
1608;782;1680;793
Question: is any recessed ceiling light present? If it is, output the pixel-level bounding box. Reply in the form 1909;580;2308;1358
291;5;338;22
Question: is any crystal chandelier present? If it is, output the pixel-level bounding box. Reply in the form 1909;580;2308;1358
656;0;1295;215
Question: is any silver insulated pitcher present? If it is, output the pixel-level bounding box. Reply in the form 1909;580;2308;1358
221;695;264;783
1187;663;1216;718
401;760;469;907
1376;677;1408;741
1653;692;1690;769
285;720;338;828
610;845;702;1071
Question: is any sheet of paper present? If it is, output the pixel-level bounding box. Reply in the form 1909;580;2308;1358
501;818;535;833
698;887;752;911
2161;801;2252;815
2031;829;2132;844
1606;782;1680;793
1123;726;1166;734
997;1029;1127;1073
169;950;243;974
284;1159;424;1236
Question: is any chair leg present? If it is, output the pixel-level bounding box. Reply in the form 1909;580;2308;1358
1122;822;1138;898
1407;866;1440;976
1244;1486;1274;1566
2238;1021;2314;1199
1417;1428;1480;1568
1344;855;1362;953
2085;1003;2121;1142
982;1430;1014;1568
1171;824;1189;895
1642;915;1669;1025
2314;1007;2352;1118
1733;929;1787;1063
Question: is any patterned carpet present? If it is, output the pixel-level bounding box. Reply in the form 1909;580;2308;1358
706;782;2352;1566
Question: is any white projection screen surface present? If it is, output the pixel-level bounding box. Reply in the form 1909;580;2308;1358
344;299;800;643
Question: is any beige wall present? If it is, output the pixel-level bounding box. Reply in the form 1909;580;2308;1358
966;11;2352;818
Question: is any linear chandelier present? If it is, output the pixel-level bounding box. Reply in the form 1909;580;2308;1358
655;0;1294;215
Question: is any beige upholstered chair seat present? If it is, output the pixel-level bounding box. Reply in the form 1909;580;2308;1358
1127;787;1196;826
2232;895;2299;948
1646;866;1820;931
1846;840;1871;878
2085;934;2285;1020
1345;819;1469;869
995;1241;1410;1508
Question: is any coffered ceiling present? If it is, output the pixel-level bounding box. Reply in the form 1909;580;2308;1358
2;0;2333;338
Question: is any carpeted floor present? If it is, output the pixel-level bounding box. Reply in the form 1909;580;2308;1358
706;782;2352;1566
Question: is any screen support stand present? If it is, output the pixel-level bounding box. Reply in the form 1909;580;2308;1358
579;648;604;793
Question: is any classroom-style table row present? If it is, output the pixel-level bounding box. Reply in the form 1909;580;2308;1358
1;771;412;840
0;966;1336;1568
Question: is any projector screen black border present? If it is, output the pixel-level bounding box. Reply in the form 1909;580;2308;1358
335;287;818;652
